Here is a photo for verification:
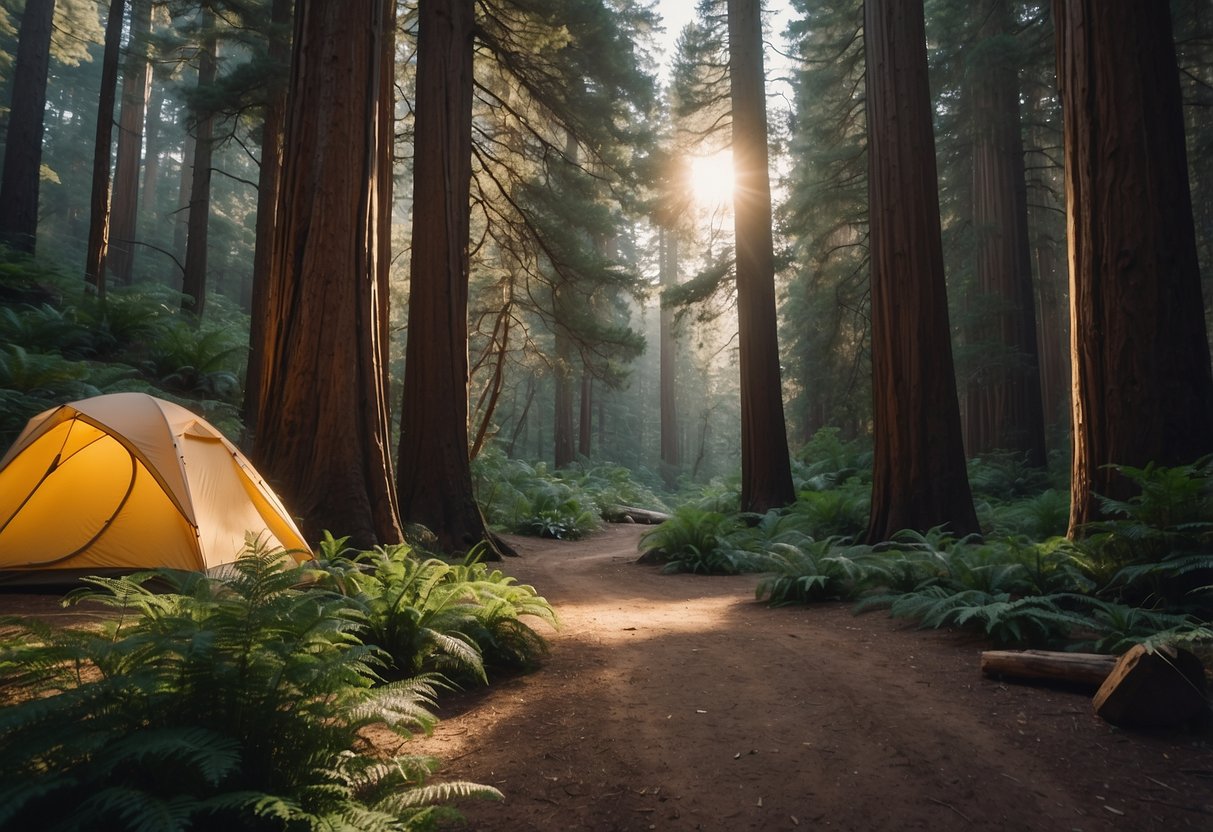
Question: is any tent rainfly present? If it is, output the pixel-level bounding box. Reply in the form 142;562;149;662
0;393;311;582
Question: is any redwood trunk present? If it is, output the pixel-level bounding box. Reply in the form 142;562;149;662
728;0;795;514
0;0;56;254
243;0;292;444
1054;0;1213;533
181;14;217;317
864;0;979;543
107;0;152;284
963;0;1047;466
253;0;402;547
83;0;128;298
397;0;499;554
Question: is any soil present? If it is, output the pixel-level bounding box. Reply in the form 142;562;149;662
3;524;1211;831
407;525;1213;832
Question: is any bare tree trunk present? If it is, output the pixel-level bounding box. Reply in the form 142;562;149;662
173;130;194;275
140;10;169;229
1055;0;1213;533
553;325;575;468
0;0;56;255
243;0;292;446
83;0;128;299
728;0;795;514
253;0;402;547
963;0;1048;466
107;0;152;284
864;0;979;543
397;0;504;555
659;227;681;486
181;9;217;317
578;371;592;458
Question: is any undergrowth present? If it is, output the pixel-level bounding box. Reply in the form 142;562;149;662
0;543;500;831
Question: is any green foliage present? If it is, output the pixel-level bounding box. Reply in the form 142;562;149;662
473;448;668;540
982;488;1070;539
1080;459;1213;609
0;253;250;450
638;505;746;574
753;536;876;605
0;544;499;831
311;537;556;682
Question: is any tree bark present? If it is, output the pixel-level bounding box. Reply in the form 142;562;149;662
659;228;681;486
728;0;795;514
397;0;501;555
578;371;592;458
963;0;1048;466
553;322;576;468
1054;0;1213;533
0;0;57;255
243;0;292;446
181;10;217;317
107;0;152;284
253;0;402;547
83;0;128;298
863;0;979;543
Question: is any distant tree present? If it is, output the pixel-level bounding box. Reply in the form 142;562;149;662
107;0;152;284
1054;0;1213;532
252;0;401;546
180;5;217;316
781;0;870;442
0;0;56;255
960;0;1047;465
863;0;978;542
659;226;681;485
83;0;128;298
728;0;795;514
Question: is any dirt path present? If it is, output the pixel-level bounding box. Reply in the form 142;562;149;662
412;524;1212;832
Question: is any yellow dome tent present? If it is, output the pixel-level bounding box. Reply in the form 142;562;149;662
0;393;311;582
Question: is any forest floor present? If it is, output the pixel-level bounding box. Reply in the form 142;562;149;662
404;524;1213;832
3;525;1211;831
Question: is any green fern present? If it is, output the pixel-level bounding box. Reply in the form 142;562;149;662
0;542;496;831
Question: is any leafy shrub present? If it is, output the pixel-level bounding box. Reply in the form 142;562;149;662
638;505;747;574
983;488;1070;539
753;536;876;604
966;451;1051;500
1081;458;1213;609
0;545;498;831
312;535;556;682
792;427;872;490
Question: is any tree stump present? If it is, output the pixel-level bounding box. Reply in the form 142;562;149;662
1093;644;1208;728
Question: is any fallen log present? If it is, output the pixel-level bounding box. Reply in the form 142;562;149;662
605;505;671;525
980;649;1118;687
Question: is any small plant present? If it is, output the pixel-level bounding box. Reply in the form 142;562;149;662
311;538;555;682
0;543;498;831
754;536;875;605
639;505;746;574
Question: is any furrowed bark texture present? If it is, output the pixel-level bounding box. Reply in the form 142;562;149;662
1055;0;1213;533
254;0;401;547
728;0;795;514
397;0;498;554
864;0;979;543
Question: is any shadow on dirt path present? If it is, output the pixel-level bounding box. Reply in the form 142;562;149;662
410;525;1210;831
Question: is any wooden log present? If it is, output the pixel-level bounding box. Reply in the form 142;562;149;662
980;649;1118;687
605;505;672;525
1093;643;1208;728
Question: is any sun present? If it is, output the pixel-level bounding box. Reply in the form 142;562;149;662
688;150;735;208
